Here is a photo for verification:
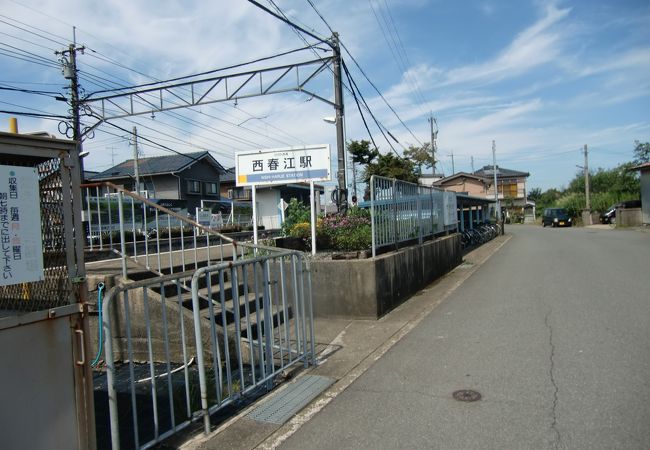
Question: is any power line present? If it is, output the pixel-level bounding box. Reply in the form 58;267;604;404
294;0;424;146
85;44;323;96
367;0;428;116
0;84;64;98
342;61;379;152
340;39;423;146
0;16;67;46
0;109;68;119
247;0;328;44
343;61;398;154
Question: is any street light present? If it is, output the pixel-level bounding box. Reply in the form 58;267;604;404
322;116;350;209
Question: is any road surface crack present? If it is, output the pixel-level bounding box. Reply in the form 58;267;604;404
545;311;562;450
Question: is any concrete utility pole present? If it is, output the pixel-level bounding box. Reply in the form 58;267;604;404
493;140;500;221
583;144;590;211
132;126;140;195
471;156;475;173
350;153;358;199
57;42;84;145
449;150;455;174
429;115;438;174
332;32;347;210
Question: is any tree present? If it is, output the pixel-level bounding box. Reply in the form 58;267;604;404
403;143;433;175
347;140;418;183
528;187;542;202
633;140;650;165
347;140;379;166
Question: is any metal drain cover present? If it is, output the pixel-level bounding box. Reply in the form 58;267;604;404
248;375;334;424
452;389;481;402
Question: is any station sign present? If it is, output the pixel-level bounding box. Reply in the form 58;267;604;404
235;145;331;187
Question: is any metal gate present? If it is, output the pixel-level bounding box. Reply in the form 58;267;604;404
0;132;95;450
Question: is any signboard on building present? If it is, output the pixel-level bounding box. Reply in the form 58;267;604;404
0;165;44;286
235;145;331;187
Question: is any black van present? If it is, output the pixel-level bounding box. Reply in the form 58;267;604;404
542;208;572;227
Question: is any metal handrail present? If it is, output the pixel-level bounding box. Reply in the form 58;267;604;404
82;182;282;278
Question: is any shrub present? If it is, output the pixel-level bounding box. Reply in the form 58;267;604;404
281;198;310;236
319;213;371;251
290;222;311;239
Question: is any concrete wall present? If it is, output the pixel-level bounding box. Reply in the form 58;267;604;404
311;234;462;319
641;170;650;225
618;208;643;227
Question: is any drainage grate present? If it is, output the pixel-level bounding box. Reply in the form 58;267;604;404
248;375;334;424
452;389;481;402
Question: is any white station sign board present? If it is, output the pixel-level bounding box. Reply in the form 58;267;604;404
0;165;44;286
235;145;331;187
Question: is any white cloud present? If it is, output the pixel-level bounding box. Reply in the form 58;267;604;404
443;3;571;86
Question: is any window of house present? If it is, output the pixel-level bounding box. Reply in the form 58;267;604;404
499;182;518;198
187;180;201;194
204;182;218;195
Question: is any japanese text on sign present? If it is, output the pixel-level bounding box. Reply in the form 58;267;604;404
235;145;331;187
0;166;44;286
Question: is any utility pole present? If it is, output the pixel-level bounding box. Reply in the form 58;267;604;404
428;115;438;175
56;41;84;147
492;140;500;221
107;146;116;167
449;150;455;174
350;153;358;200
471;156;475;173
332;32;347;210
132;126;140;195
583;144;590;211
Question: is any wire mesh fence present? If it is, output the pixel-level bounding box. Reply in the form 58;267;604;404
0;156;75;313
369;175;457;257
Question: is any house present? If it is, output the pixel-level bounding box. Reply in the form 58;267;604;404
473;165;530;208
434;165;530;219
630;162;650;225
90;151;225;212
432;172;491;197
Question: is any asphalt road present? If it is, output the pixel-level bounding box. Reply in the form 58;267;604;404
278;226;650;449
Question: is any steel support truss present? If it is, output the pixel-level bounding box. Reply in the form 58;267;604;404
81;57;335;128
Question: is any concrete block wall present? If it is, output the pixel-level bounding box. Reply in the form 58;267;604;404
311;234;461;319
618;208;642;227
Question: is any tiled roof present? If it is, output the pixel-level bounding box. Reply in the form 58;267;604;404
91;151;224;180
220;167;236;183
474;165;529;178
432;172;489;185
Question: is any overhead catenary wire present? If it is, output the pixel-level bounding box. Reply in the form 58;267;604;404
367;0;428;116
264;0;406;153
269;0;421;150
343;61;398;155
86;44;326;96
0;109;68;119
0;13;312;152
342;61;380;153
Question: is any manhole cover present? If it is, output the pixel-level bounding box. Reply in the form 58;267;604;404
452;389;481;402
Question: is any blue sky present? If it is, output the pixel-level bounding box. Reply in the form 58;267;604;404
1;0;648;191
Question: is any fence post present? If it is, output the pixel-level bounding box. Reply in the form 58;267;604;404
392;179;398;250
191;270;211;435
417;186;422;245
370;176;376;258
117;192;127;279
